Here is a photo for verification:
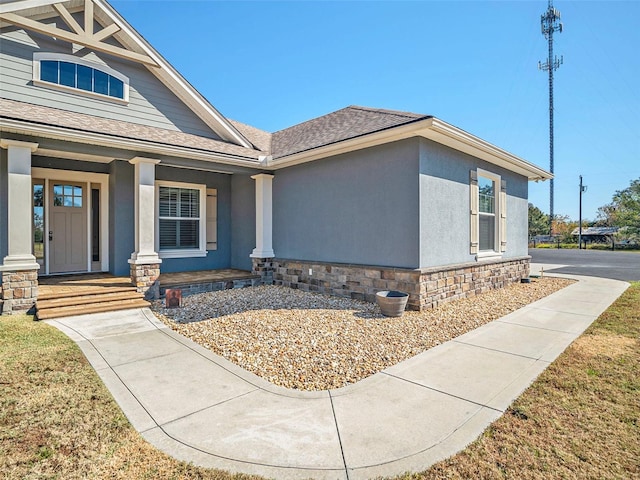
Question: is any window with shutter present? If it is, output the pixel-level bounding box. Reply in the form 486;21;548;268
156;182;207;258
473;169;504;257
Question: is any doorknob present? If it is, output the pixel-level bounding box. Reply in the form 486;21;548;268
49;231;53;241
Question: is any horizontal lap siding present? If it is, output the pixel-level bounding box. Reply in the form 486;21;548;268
0;27;220;139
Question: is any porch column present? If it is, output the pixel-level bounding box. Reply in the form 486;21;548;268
128;157;161;299
250;174;275;259
0;140;40;314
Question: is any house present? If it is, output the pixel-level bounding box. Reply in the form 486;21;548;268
0;0;551;315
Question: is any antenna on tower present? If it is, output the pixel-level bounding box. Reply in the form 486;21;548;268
538;0;563;234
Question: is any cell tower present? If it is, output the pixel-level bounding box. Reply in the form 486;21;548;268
538;0;563;234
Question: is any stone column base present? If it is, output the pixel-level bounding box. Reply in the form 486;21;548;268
252;258;274;285
130;263;161;300
1;269;39;315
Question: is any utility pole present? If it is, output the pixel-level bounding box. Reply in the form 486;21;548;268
578;175;587;249
539;0;563;234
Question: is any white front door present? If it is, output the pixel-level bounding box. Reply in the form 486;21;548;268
49;182;88;273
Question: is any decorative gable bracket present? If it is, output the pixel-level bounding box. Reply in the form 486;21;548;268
0;0;158;67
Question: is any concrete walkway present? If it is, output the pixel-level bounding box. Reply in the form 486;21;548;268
46;271;629;480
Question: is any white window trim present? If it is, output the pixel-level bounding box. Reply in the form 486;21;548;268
33;52;130;104
476;168;503;259
155;180;207;259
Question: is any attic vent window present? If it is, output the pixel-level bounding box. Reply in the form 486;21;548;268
34;53;129;103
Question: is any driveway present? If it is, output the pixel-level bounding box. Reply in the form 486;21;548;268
529;248;640;281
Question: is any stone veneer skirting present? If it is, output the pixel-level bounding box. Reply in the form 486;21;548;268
0;269;39;314
253;257;530;311
130;263;161;300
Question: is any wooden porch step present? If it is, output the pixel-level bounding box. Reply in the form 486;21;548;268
38;285;137;301
36;298;151;320
36;290;144;309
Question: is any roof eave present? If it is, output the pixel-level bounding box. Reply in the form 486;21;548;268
0;117;263;167
266;117;552;181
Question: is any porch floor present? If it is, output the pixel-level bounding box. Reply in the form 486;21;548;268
159;269;257;288
36;269;259;319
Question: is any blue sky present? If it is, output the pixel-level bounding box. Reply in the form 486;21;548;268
111;0;639;221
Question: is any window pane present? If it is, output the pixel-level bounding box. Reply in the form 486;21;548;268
77;65;93;91
179;189;199;218
59;61;76;87
33;185;44;207
479;215;495;251
94;70;109;95
159;219;177;249
74;186;82;197
63;196;73;207
178;220;199;248
64;185;73;196
109;76;124;99
73;196;82;208
159;187;178;217
479;176;495;214
41;60;58;83
53;185;63;195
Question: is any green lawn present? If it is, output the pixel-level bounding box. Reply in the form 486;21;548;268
1;283;638;479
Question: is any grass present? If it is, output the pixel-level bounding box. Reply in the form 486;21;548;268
1;283;638;479
394;282;640;480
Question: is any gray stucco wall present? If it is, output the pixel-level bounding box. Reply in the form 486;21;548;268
109;160;135;276
230;174;256;271
0;25;220;139
155;166;233;273
418;138;529;268
0;150;7;262
273;139;421;269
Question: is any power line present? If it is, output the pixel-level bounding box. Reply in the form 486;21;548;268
538;0;563;234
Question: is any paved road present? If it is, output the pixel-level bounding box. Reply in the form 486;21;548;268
529;248;640;281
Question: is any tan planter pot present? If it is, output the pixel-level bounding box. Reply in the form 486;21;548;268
376;290;409;317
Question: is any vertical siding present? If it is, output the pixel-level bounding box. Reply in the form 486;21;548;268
273;139;421;269
418;138;529;268
0;23;222;139
231;174;256;271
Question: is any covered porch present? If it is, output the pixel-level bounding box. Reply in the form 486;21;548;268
35;269;259;320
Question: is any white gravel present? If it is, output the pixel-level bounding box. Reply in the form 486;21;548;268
153;278;573;391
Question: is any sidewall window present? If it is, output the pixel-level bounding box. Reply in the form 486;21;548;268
476;169;502;254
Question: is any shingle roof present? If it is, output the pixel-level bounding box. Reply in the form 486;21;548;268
271;105;431;159
0;98;266;159
228;119;272;153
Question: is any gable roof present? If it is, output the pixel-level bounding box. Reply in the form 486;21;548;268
0;0;255;149
272;106;430;159
266;106;552;181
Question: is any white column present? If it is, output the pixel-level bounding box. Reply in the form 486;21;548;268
128;157;162;265
250;173;275;258
0;140;40;272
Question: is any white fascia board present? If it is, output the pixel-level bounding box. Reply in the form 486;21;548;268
93;0;254;149
425;119;552;181
265;119;434;169
1;118;262;168
267;118;552;181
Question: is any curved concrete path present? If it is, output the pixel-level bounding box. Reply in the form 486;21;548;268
46;272;628;480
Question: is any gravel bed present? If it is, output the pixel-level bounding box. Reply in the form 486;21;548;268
153;278;573;391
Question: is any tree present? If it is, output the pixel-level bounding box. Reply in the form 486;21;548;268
528;203;549;237
596;178;640;239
